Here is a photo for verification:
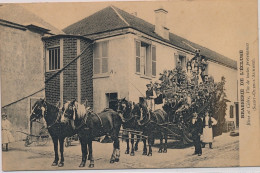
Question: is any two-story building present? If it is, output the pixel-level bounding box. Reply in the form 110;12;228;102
42;6;238;127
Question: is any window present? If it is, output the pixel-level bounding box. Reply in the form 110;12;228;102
48;47;60;71
174;53;186;69
94;41;109;74
136;41;141;73
179;55;186;68
135;41;156;77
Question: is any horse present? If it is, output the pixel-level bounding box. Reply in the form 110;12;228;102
61;99;122;168
117;98;169;156
29;99;75;167
116;98;144;156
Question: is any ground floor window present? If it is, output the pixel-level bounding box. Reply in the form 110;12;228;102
106;93;118;111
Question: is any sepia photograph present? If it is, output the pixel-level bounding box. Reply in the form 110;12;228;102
0;0;259;171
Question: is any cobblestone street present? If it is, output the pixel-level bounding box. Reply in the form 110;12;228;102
2;133;239;171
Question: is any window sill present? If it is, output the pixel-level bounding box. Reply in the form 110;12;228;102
93;73;110;79
140;74;152;80
135;73;157;80
46;69;60;73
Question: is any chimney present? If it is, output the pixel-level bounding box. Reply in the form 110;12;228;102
154;8;169;40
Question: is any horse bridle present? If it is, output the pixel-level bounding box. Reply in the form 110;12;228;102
118;101;136;123
41;101;61;129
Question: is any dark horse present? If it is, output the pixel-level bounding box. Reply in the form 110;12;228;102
30;99;75;167
116;98;143;156
117;98;169;156
61;100;122;168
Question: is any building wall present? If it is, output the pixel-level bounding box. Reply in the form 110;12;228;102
93;35;130;113
128;34;193;103
44;37;93;107
44;38;61;105
0;25;45;140
92;32;238;125
80;39;93;107
63;38;78;103
208;61;238;124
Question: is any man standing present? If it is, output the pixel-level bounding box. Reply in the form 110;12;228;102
145;83;156;111
191;112;203;156
154;87;165;110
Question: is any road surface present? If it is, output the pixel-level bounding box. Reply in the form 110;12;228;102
2;132;239;171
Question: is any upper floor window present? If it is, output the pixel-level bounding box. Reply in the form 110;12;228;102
48;47;60;71
136;41;156;77
174;53;186;69
94;41;109;74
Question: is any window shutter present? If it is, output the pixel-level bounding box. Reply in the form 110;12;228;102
58;49;60;69
94;43;101;74
102;41;108;57
174;53;179;67
152;46;156;76
49;50;52;70
102;58;108;73
102;41;109;73
51;49;55;70
136;41;141;73
94;59;100;74
55;49;58;69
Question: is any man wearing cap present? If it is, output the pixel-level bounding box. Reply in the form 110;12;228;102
191;112;203;156
154;87;165;110
146;83;156;111
2;113;15;151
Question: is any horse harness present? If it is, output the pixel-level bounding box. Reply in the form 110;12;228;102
42;102;60;129
74;109;104;131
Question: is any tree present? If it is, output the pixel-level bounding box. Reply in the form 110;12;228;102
152;59;228;143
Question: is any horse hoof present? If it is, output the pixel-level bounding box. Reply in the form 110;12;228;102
142;152;147;155
147;153;152;156
89;164;94;168
158;149;162;153
115;158;119;162
52;162;58;166
130;152;135;156
110;160;115;164
163;149;167;153
58;162;64;167
79;162;86;167
125;150;129;154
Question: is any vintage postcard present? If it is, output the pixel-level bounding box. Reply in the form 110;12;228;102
0;0;259;171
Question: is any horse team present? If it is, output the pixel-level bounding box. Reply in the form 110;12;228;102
30;98;170;168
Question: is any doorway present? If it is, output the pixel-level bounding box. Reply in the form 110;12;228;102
106;93;118;111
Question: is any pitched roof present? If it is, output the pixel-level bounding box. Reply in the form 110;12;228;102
63;6;237;69
0;4;64;35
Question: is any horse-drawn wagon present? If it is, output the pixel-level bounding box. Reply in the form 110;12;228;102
17;120;49;147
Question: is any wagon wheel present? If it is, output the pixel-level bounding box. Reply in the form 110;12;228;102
36;135;49;146
24;135;32;147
